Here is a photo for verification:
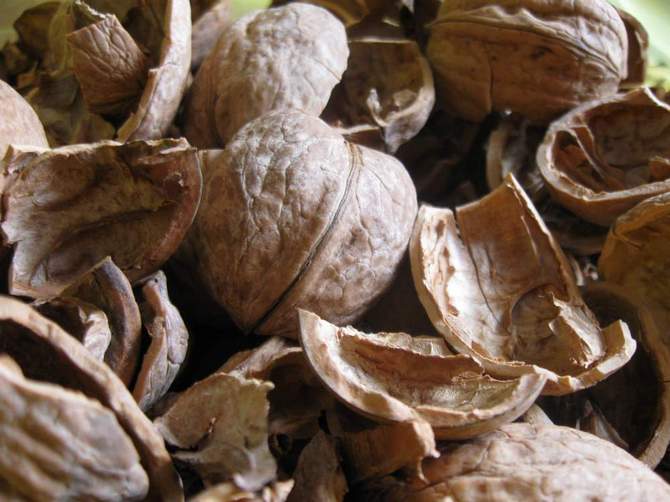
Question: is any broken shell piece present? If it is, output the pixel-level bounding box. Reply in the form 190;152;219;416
33;297;112;360
191;480;294;502
0;80;48;160
323;34;434;153
0;296;183;501
298;310;545;439
132;271;189;412
184;3;349;148
63;257;142;387
286;431;348;502
358;423;670;501
0;355;149;501
537;88;670;226
617;8;649;89
410;175;636;395
1;139;202;299
154;372;277;491
338;420;437;483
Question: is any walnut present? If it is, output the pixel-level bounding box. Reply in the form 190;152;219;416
191;111;417;337
0;296;182;500
427;0;629;124
410;175;636;394
538;88;670;226
356;423;670;501
7;0;191;145
190;0;232;71
0;80;48;159
271;0;387;27
184;3;349;148
1;139;202;299
0;355;149;501
298;310;545;439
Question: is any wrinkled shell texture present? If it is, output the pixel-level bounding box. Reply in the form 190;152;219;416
387;424;670;501
410;176;636;395
0;358;149;501
193;111;417;337
1;139;202;298
185;3;349;147
427;0;628;123
538;88;670;226
299;310;545;439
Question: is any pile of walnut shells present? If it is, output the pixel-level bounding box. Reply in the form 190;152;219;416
1;0;670;500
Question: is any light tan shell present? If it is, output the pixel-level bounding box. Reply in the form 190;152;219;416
298;310;545;439
192;481;294;502
193;111;417;337
410;175;636;395
357;423;670;501
184;3;349;148
63;257;142;387
154;372;277;491
427;0;628;124
190;0;232;70
0;355;148;501
32;297;112;361
1;139;202;299
323;34;434;153
0;80;48;159
0;296;183;501
286;431;348;502
132;271;189;412
537;88;670;226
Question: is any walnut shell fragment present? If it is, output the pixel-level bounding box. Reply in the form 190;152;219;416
323;34;434;153
184;3;348;148
357;423;670;501
410;175;636;395
17;0;191;145
286;431;348;502
192;111;417;337
538;87;670;226
63;257;142;387
0;296;183;501
0;80;48;159
33;297;112;360
132;271;189;412
154;372;277;491
427;0;628;124
191;481;294;502
1;139;202;299
0;355;149;501
298;310;545;439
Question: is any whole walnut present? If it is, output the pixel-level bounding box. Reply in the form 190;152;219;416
184;3;349;148
427;0;629;124
191;111;418;338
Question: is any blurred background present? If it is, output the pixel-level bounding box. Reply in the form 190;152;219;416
0;0;668;88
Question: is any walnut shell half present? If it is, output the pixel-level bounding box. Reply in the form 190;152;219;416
427;0;628;124
298;310;545;439
0;80;48;160
410;175;636;395
1;139;202;298
192;111;417;337
537;87;670;226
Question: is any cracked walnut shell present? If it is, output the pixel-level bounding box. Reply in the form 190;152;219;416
410;175;636;395
192;111;417;337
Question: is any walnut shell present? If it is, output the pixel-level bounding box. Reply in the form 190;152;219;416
323;34;435;153
272;0;387;26
0;296;182;501
190;0;232;71
298;310;545;439
427;0;628;124
184;3;349;148
1;139;202;298
357;423;670;501
0;80;48;159
538;88;670;226
410;175;636;395
193;111;417;337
